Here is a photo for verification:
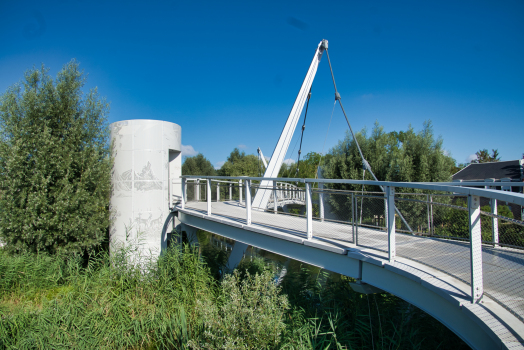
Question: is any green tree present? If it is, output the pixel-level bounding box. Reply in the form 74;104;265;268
322;121;455;223
471;149;500;163
323;121;455;187
218;148;262;177
0;61;111;255
182;153;215;176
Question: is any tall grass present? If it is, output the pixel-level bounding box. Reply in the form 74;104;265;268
0;243;214;349
0;235;470;349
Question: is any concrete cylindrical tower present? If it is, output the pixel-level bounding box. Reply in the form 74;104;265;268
110;119;182;258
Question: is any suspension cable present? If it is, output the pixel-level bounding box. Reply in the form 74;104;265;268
324;47;413;233
294;88;312;177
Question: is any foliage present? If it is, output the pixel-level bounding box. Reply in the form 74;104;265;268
218;148;263;177
451;162;468;175
322;121;456;221
471;148;500;163
279;151;332;180
0;243;289;350
182;153;216;176
0;243;214;349
1;234;470;349
323;120;455;186
0;61;111;255
277;260;469;349
190;269;289;349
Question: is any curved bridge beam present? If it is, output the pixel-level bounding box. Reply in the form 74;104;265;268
177;209;524;350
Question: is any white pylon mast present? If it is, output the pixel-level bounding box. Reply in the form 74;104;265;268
252;39;328;210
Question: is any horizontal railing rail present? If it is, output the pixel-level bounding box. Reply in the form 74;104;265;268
178;175;524;320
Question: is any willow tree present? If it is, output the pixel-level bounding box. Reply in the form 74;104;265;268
323;121;455;185
0;61;112;254
321;121;456;223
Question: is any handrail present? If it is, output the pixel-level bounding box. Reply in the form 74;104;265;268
179;175;524;306
180;175;524;207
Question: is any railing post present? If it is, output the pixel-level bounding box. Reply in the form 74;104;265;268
430;195;434;235
469;194;483;303
485;178;498;246
229;183;232;201
206;179;211;216
319;182;324;222
245;179;251;225
196;179;200;201
217;182;220;202
306;182;313;240
491;198;499;246
352;193;356;244
426;194;430;234
354;196;362;245
386;186;396;262
181;177;186;209
273;181;278;214
239;180;243;205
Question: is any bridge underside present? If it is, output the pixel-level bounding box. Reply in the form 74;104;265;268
176;201;524;350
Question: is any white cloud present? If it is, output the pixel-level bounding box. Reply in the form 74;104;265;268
181;144;198;157
466;154;477;163
238;144;247;149
443;149;450;156
215;161;225;170
283;158;295;165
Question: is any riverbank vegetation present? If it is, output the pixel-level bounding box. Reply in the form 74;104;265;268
0;233;469;349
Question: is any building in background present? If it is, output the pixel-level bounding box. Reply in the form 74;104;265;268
453;159;524;220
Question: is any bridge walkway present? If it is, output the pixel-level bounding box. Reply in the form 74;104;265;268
178;199;524;348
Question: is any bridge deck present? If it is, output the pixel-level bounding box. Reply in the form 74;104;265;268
183;200;524;325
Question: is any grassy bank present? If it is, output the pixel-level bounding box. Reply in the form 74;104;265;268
0;238;469;349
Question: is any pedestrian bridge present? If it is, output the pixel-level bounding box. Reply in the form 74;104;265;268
174;175;524;350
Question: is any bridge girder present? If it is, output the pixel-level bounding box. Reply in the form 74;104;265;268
177;210;524;350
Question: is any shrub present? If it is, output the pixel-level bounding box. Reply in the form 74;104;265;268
191;269;289;349
0;61;112;255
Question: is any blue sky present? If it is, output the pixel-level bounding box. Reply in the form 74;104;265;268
1;0;523;170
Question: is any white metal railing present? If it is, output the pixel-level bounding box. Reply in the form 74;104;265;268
266;181;305;204
179;175;524;307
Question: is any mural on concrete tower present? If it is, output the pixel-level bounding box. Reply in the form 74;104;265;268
134;162;163;191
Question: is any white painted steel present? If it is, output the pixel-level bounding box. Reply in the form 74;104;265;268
492;198;499;246
469;194;483;303
486;178;499;246
273;182;278;214
252;40;326;210
184;175;524;207
177;208;524;350
178;174;524;348
387;186;396;262
110;119;181;259
196;179;200;201
319;182;325;221
245;179;251;225
181;178;186;209
306;182;313;240
207;179;211;216
239;180;243;205
258;147;268;168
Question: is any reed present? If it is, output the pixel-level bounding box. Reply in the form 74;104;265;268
0;238;469;349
